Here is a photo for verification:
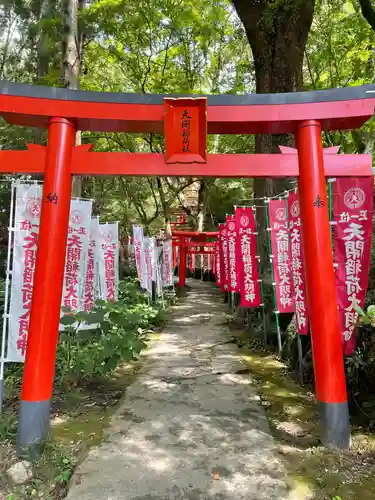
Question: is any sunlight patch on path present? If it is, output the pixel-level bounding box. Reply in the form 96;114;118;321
66;281;290;500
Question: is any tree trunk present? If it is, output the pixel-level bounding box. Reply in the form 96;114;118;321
156;177;169;223
232;0;315;190
358;0;375;32
37;0;56;81
32;0;58;176
62;0;85;197
0;7;13;80
196;180;208;232
232;0;315;332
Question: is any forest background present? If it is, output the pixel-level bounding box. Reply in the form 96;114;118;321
2;0;375;398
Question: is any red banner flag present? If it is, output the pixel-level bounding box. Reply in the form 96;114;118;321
189;253;195;272
235;207;261;307
333;177;374;355
215;241;221;286
288;192;309;335
268;199;294;314
218;223;228;291
208;253;213;271
226;215;239;292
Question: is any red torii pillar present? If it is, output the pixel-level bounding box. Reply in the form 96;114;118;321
296;120;349;449
178;236;187;288
17;118;76;455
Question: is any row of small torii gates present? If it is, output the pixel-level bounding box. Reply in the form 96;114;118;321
1;80;375;455
167;211;218;285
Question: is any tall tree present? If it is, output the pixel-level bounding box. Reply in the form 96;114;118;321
358;0;375;30
36;0;57;80
231;0;315;195
231;0;315;328
62;0;85;90
62;0;86;196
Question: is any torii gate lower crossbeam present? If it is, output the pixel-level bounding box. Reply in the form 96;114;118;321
0;82;371;455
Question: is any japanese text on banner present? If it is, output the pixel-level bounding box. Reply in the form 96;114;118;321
268;200;294;314
288;192;309;335
63;199;92;312
226;215;238;292
132;225;144;285
8;183;42;362
219;223;229;291
333;177;374;355
162;239;173;286
235;207;261;308
98;223;119;302
215;240;221;287
83;217;100;312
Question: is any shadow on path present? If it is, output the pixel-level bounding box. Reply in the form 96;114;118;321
66;280;290;500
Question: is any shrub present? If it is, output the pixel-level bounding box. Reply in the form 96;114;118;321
55;278;164;387
2;278;165;399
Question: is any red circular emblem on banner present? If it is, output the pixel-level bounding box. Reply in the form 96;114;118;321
240;215;249;227
291;200;300;217
228;222;235;231
276;207;286;221
26;197;41;218
70;210;83;225
344;187;366;209
104;231;114;243
222;229;227;237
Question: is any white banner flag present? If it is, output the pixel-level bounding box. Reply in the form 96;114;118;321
162;239;173;286
8;183;42;362
83;217;100;312
150;237;157;284
98;223;119;301
141;237;152;293
62;199;92;312
132;225;144;286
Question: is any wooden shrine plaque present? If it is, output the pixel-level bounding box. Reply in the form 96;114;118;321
164;97;207;164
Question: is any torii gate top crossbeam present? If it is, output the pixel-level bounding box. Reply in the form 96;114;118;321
1;81;375;134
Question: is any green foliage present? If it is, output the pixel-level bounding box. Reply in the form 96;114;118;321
55;278;163;387
0;0;255;236
0;409;18;441
53;453;77;484
341;304;375;419
355;303;375;326
1;278;164;407
305;0;375;154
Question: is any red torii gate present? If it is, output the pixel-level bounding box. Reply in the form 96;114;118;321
172;230;218;287
1;81;374;455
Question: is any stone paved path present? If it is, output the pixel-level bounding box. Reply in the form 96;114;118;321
66;280;290;500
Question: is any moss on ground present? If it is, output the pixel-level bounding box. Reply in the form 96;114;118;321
239;347;375;500
0;360;141;500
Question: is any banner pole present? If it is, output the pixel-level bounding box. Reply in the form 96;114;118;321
157;262;165;309
264;199;282;354
327;178;336;260
328;178;333;241
252;206;267;345
284;191;304;385
260;280;267;345
0;180;16;413
297;334;304;385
